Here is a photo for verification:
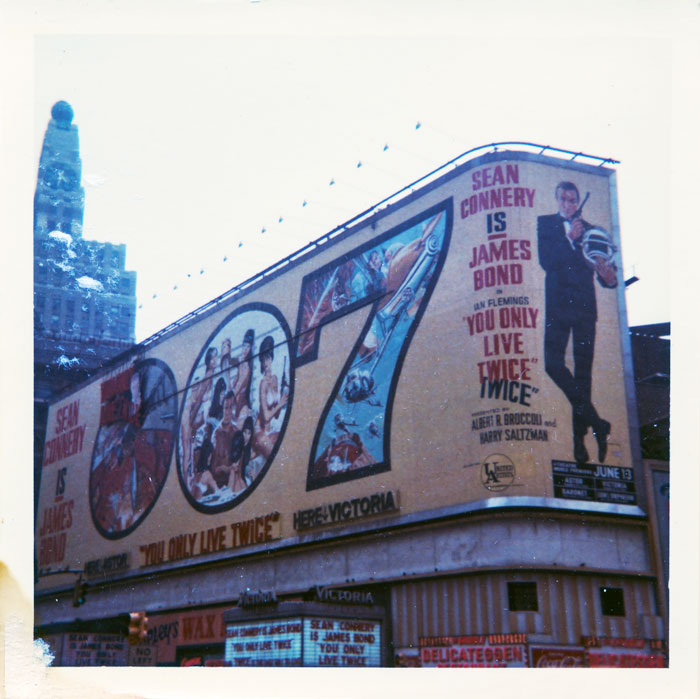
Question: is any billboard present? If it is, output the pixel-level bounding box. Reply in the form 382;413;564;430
35;151;639;591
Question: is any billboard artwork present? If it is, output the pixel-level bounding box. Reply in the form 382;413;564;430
536;182;618;466
461;160;632;505
35;151;638;590
296;203;451;490
176;303;293;512
89;359;178;538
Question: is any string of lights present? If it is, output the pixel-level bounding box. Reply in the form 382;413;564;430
135;120;445;315
134;132;619;336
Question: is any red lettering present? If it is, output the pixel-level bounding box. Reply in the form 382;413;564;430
477;358;531;382
472;165;519;191
38;500;75;536
461;186;533;218
473;264;523;290
38;532;67;565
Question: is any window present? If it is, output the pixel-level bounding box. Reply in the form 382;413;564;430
507;582;538;612
52;265;65;286
64;299;75;332
80;304;90;332
50;297;61;330
600;587;625;616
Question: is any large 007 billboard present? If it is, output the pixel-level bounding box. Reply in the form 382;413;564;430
36;151;638;589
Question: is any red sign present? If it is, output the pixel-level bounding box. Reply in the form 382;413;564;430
586;649;665;668
582;636;666;667
420;635;527;668
530;646;585;668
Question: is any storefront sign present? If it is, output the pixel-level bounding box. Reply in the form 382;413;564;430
394;648;421;667
39;605;232;667
293;490;399;530
586;648;665;668
139;605;229;665
529;645;585;668
419;634;528;668
582;636;666;667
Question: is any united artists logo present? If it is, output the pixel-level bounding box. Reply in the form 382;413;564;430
481;454;516;492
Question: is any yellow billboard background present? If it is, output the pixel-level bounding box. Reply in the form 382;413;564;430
35;153;635;592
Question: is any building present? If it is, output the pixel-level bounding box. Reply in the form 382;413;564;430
34;101;137;508
629;322;670;641
629;322;670;462
33;144;668;668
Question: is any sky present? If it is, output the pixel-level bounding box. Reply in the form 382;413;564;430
3;1;700;696
27;1;688;341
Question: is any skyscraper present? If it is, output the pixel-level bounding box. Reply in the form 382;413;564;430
34;101;138;505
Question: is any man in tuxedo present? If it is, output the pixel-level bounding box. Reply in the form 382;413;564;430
537;181;617;464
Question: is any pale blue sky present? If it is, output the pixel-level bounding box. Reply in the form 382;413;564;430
30;5;682;340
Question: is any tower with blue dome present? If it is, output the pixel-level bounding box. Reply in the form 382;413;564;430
33;102;138;510
34;100;85;238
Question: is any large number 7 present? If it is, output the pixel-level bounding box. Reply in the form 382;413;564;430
294;200;453;491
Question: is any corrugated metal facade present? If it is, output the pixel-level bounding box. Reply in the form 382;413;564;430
391;571;661;648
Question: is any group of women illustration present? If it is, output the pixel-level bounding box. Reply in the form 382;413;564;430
86;208;449;536
179;312;290;507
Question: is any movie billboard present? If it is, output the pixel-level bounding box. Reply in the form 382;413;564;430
36;151;638;591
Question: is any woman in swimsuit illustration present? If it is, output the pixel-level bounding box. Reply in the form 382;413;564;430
180;346;218;477
254;335;288;460
231;328;254;426
227;430;248;494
